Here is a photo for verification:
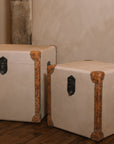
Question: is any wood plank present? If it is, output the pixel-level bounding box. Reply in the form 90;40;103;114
0;119;112;144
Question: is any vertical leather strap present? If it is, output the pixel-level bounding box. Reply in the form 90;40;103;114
91;71;105;141
30;51;41;123
47;65;55;126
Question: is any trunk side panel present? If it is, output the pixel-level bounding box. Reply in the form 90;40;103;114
103;72;114;137
40;47;56;119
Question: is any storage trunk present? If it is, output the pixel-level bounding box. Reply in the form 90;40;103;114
47;61;114;141
0;44;56;123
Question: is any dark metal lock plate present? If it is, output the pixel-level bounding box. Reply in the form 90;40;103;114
47;61;51;66
0;57;8;75
67;75;75;96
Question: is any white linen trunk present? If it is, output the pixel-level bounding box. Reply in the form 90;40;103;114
0;44;56;122
48;61;114;141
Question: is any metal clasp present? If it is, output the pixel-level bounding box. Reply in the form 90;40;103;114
0;57;8;75
67;75;75;96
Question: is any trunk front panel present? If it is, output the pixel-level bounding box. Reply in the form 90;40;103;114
0;52;35;122
51;68;94;138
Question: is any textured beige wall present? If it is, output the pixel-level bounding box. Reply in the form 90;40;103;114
11;0;32;44
0;0;11;44
33;0;114;64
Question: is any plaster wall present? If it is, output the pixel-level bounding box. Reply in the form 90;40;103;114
33;0;114;64
11;0;32;44
0;0;11;44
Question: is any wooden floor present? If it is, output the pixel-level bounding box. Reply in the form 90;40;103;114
0;119;113;144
